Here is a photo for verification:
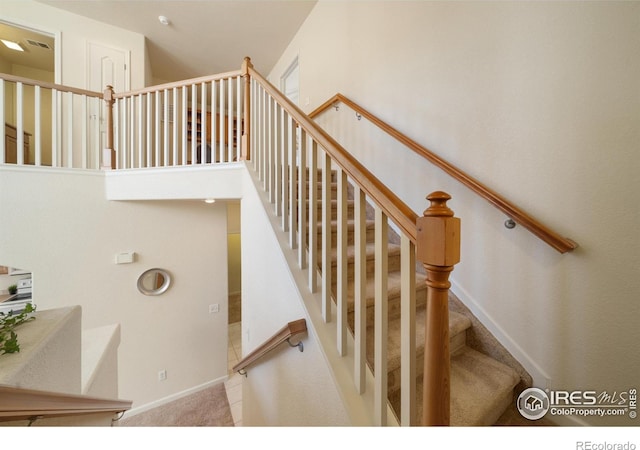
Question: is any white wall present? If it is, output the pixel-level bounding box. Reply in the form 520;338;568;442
240;169;350;426
0;167;230;408
2;0;146;89
269;1;640;425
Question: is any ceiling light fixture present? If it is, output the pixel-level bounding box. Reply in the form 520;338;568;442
158;15;170;26
1;39;24;52
204;199;216;204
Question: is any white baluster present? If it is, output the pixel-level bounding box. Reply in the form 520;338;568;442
354;186;367;393
321;151;332;323
273;101;282;216
34;85;41;166
308;138;318;293
173;88;178;166
200;82;207;164
298;128;307;269
82;94;88;169
281;108;289;232
181;86;187;165
227;76;233;162
337;168;348;356
400;234;416;426
191;84;197;165
211;81;217;163
236;75;242;160
137;94;144;169
288;113;297;250
0;79;4;163
374;206;389;426
155;91;161;167
17;82;24;165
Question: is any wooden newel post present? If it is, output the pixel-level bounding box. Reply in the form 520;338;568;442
102;85;115;170
416;191;461;426
241;56;253;161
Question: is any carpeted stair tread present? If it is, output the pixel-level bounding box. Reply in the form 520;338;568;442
343;270;428;318
415;346;520;426
324;241;402;274
365;310;472;376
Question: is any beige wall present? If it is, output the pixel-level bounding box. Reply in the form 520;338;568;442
269;1;640;425
240;170;351;425
0;167;230;408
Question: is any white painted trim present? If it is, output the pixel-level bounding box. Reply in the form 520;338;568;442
121;376;228;418
450;279;552;389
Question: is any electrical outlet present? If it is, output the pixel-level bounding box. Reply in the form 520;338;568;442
209;304;219;314
158;369;167;381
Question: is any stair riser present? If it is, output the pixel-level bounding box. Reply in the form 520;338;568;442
321;251;402;281
361;327;468;398
314;223;376;248
297;201;355;222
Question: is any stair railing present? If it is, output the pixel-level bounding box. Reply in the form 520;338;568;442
0;384;131;424
310;94;578;254
245;58;458;426
232;319;307;375
0;73;103;169
106;70;245;170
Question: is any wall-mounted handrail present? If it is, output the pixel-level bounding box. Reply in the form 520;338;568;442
232;319;307;375
310;93;578;254
0;384;132;423
248;69;419;244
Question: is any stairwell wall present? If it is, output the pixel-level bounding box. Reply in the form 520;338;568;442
239;169;351;426
0;167;230;409
268;1;640;426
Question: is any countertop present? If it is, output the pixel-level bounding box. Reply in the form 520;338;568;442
0;294;18;303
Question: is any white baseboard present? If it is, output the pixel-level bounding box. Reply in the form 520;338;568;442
122;376;229;418
450;279;552;390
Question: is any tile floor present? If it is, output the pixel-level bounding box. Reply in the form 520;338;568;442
225;321;243;426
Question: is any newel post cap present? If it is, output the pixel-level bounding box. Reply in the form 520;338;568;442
242;56;253;75
103;85;115;103
416;191;461;267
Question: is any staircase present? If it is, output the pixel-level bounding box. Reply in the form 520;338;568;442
309;169;524;425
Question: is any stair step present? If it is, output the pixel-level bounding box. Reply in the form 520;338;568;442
290;166;523;426
343;270;429;330
314;219;376;248
420;347;520;426
322;241;402;279
298;199;356;221
368;309;472;395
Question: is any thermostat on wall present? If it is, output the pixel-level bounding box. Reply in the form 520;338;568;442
115;252;136;264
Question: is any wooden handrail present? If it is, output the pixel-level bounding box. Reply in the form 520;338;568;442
310;93;578;254
232;319;307;374
0;73;103;98
112;69;243;99
0;384;132;422
249;68;419;243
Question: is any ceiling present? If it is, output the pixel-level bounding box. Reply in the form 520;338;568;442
26;0;317;81
0;22;55;73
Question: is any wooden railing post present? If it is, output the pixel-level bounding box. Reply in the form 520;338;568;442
416;191;461;426
102;85;115;169
241;56;253;161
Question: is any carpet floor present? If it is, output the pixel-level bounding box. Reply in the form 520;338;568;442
115;383;234;427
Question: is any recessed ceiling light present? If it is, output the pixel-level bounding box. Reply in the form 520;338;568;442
158;15;170;26
204;199;216;204
1;39;24;52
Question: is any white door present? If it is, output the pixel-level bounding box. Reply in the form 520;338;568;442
87;42;129;167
